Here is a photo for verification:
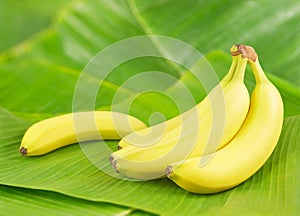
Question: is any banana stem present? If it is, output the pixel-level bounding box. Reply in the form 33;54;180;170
232;55;247;82
221;55;238;86
230;44;257;62
231;44;268;84
248;59;269;84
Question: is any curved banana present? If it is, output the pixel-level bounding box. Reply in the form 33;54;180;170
166;45;284;194
118;46;239;150
20;111;146;156
111;48;250;180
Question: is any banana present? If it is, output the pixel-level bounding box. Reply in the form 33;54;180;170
166;45;284;194
20;111;146;156
110;48;250;180
118;46;239;150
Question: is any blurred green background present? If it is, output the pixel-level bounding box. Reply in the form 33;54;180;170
0;0;72;51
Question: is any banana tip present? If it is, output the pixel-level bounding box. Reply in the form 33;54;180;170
20;147;27;156
117;145;123;150
109;155;119;173
166;166;173;178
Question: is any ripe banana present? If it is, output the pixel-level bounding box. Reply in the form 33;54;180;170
166;45;284;194
118;47;239;150
111;49;250;180
20;111;146;156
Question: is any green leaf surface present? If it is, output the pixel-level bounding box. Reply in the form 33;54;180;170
131;0;300;86
0;0;73;51
0;108;299;215
0;185;135;216
1;0;300;215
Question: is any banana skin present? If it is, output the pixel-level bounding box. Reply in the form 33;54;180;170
20;111;146;156
111;51;250;180
118;48;239;150
167;45;284;194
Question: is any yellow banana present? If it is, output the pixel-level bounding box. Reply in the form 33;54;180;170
118;47;239;150
111;48;250;180
166;45;284;194
20;111;146;156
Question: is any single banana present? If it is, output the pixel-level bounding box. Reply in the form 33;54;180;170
166;45;284;194
111;48;250;180
118;47;239;150
20;111;146;156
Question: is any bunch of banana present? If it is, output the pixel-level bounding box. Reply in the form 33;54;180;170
166;45;283;193
110;45;251;180
19;44;283;195
117;45;239;150
20;111;146;156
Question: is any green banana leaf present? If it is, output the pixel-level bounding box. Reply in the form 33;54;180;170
1;0;300;215
0;108;299;215
0;185;156;216
0;0;73;51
